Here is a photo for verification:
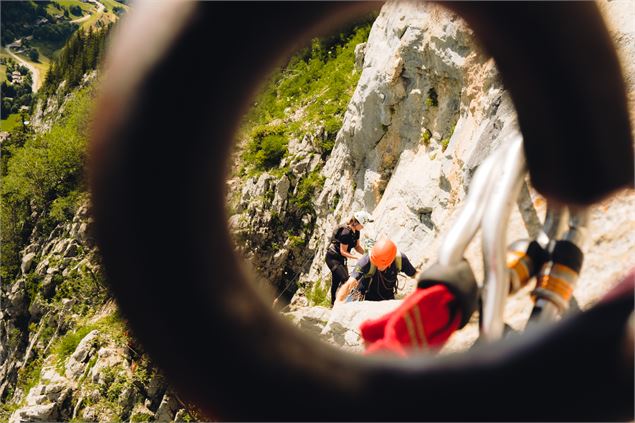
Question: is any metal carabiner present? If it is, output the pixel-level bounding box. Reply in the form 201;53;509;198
480;133;527;340
530;207;590;323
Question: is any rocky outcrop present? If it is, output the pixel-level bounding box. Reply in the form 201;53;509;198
228;128;326;299
287;300;403;352
296;1;519;295
281;0;635;351
30;71;98;133
0;200;195;422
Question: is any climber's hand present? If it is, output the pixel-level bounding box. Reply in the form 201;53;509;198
417;259;479;328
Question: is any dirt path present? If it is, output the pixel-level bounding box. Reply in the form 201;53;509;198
5;47;40;93
71;0;105;24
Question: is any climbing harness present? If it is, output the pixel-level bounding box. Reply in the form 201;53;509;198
346;253;404;302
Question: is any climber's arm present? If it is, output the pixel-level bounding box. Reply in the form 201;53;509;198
335;277;359;303
354;239;364;255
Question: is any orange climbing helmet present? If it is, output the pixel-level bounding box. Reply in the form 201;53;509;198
370;239;397;269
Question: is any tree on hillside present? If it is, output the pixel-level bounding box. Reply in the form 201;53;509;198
28;48;40;62
70;5;83;17
42;24;113;96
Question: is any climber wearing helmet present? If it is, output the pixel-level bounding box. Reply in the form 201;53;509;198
325;211;373;305
335;239;417;302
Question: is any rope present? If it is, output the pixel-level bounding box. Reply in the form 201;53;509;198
272;254;315;303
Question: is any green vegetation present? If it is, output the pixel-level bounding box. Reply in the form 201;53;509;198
52;311;126;371
16;356;44;399
1;85;93;283
440;138;450;152
54;259;108;315
440;121;456;152
53;325;94;370
305;279;330;307
131;411;153;422
0;113;24;132
421;128;432;146
425;87;438;108
287;234;306;249
240;18;374;174
1;58;33;119
50;0;93;17
42;25;111;96
243;124;288;172
290;170;325;214
1;1;54;45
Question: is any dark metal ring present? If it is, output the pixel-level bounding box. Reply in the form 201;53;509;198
90;2;633;420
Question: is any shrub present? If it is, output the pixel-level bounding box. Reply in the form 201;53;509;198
53;325;94;370
425;87;438;108
440;138;450;152
69;5;82;16
306;279;331;307
290;170;325;214
49;191;81;224
421;128;432;146
16;356;43;395
257;134;287;168
244;124;288;171
287;234;305;248
28;48;39;62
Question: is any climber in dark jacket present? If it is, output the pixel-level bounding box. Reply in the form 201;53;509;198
336;238;417;302
325;211;373;305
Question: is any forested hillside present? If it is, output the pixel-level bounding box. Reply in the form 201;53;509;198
1;1;76;47
1;11;197;422
1;0;126;132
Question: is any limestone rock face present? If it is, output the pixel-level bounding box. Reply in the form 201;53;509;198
286;300;403;352
300;1;518;294
65;330;100;380
9;367;72;423
284;0;635;353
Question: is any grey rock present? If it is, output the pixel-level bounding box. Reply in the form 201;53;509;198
63;241;80;258
7;279;26;317
89;346;127;384
9;402;58;423
20;253;37;275
65;330;100;380
354;42;367;69
51;239;69;255
129;404;154;422
27;297;47;321
155;391;180;422
287;300;403;351
34;258;49;276
271;176;290;214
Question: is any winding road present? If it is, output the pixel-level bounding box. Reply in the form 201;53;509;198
4;0;107;94
5;47;40;92
70;0;106;24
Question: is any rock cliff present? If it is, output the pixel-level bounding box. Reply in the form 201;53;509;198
0;198;194;422
232;0;635;350
0;88;195;422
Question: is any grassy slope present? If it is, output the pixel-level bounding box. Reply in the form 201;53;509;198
80;0;127;32
46;0;93;16
240;22;372;175
0;114;23;132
